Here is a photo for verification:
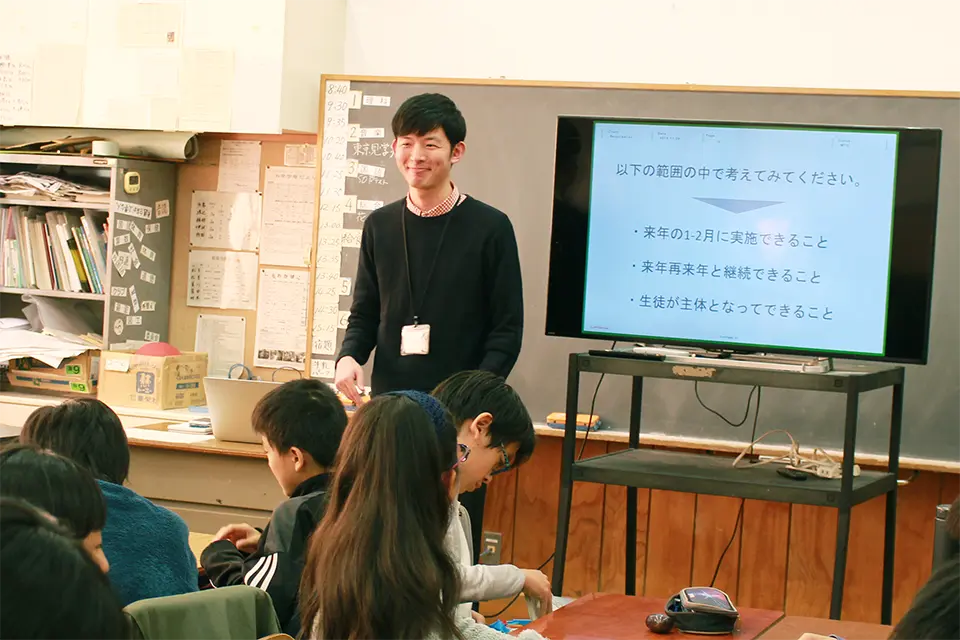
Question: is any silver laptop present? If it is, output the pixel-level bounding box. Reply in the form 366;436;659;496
203;377;283;444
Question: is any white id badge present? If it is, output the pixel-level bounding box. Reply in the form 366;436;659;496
400;324;431;356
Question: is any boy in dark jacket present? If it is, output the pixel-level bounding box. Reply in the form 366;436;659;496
201;379;347;636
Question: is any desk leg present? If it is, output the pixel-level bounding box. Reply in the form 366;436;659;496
881;380;904;625
625;376;643;595
552;354;581;596
830;390;859;619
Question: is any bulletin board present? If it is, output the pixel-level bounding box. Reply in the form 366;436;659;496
167;133;319;383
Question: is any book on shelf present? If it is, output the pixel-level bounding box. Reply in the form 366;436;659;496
1;205;108;295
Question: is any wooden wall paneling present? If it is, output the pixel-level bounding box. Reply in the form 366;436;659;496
785;505;838;617
598;442;650;594
561;439;609;597
168;134;315;379
690;495;743;597
481;468;519;565
511;437;608;598
941;472;959;505
467;428;956;623
644;489;697;597
737;499;790;610
512;438;563;579
892;471;942;620
840;496;886;622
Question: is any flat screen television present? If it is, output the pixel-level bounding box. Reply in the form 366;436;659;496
545;116;942;364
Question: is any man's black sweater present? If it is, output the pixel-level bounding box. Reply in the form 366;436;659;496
338;196;523;394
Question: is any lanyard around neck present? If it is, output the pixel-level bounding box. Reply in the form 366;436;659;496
401;206;457;325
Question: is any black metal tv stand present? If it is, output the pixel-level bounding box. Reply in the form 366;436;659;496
551;352;905;623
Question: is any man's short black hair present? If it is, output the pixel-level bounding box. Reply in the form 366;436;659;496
392;93;467;148
252;379;347;468
0;444;107;539
20;399;130;485
890;555;959;639
431;370;535;466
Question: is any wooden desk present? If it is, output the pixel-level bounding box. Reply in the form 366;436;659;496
519;593;783;639
188;532;215;567
125;423;284;534
759;616;892;640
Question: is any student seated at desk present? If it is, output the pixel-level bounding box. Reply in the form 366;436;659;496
432;371;552;620
299;391;547;640
0;498;130;639
20;399;197;606
0;443;110;574
889;555;959;640
201;379;347;637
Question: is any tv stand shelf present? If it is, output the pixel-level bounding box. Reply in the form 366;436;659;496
552;352;904;624
572;448;897;507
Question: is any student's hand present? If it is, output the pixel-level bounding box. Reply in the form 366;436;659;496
470;610;486;624
335;356;365;406
521;569;553;613
213;523;261;554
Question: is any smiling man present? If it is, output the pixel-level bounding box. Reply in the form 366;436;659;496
336;93;524;402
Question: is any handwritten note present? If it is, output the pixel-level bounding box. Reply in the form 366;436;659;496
260;166;315;267
190;191;261;251
254;269;308;370
316;229;342;252
116;201;153;220
0;52;32;123
187;250;258;310
312;296;338;356
362;95;390;107
218;140;262;192
195;314;246;377
341;229;362;249
357;199;384;211
315;248;341;273
284;143;317;167
357;164;386;178
310;358;335;379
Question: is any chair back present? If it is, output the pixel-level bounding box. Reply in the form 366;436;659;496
124;585;282;640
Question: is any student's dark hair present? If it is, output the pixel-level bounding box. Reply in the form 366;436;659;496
0;443;106;539
20;398;130;484
392;93;467;148
300;394;462;640
889;555;959;640
0;498;129;639
432;370;536;466
251;379;347;468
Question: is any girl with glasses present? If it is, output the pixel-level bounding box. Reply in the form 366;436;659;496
299;391;548;639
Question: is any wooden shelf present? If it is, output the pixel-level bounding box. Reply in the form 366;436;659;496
0;287;105;301
0;197;110;211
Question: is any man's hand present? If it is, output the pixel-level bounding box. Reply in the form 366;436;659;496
335;356;365;406
213;523;261;554
521;569;553;613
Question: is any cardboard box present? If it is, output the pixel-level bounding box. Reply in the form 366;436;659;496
97;351;207;410
5;351;99;395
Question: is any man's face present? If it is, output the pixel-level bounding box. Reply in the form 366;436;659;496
392;127;464;191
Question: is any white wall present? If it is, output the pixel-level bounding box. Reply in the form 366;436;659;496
343;0;960;91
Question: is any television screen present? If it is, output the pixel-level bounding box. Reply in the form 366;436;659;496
545;117;942;364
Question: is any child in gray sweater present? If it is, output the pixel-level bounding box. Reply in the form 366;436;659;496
300;391;548;640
